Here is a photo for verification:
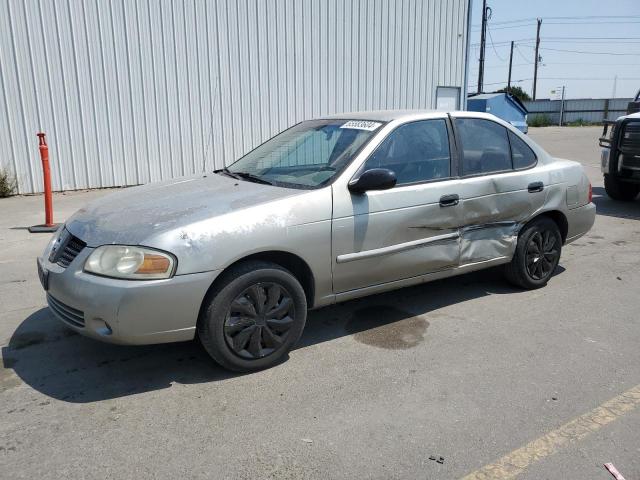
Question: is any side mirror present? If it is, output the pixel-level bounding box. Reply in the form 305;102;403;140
348;168;397;194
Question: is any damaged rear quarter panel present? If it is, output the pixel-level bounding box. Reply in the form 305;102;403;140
458;158;582;264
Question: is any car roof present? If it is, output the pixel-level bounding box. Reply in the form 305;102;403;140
320;109;519;126
320;109;445;122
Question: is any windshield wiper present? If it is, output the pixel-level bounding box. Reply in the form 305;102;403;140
232;171;273;185
217;167;241;180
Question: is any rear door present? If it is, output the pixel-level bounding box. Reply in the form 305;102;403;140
331;118;463;293
451;116;545;265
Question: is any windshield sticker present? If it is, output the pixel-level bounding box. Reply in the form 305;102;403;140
340;120;382;131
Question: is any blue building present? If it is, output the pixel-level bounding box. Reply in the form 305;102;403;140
467;93;529;134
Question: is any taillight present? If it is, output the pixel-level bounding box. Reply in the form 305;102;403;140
588;183;593;203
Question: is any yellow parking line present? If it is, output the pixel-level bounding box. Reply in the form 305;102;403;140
461;384;640;480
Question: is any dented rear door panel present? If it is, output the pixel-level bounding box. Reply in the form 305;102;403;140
458;169;548;264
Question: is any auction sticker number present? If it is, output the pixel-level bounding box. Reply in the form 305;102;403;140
340;120;382;131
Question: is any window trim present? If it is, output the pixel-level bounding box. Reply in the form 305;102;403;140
452;116;535;178
352;117;458;189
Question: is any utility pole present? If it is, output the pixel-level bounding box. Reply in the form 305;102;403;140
532;18;542;100
507;41;514;92
559;86;565;126
612;75;618;97
477;0;489;93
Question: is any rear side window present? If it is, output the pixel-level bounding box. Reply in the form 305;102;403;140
455;118;512;175
362;119;451;185
509;131;537;169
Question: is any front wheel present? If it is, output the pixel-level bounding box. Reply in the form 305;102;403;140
604;175;640;201
504;217;562;289
198;261;307;372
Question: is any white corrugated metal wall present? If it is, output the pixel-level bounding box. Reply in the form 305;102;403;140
0;0;470;194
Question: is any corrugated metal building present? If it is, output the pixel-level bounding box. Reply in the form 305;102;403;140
0;0;472;194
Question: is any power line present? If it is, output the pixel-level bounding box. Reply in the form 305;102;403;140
540;46;640;56
472;37;640;47
487;27;506;61
469;62;532;69
538;40;640;44
545;20;640;25
541;36;640;40
468;79;530;89
471;15;640;27
538;62;640;66
472;20;640;30
540;15;640;20
468;76;640;89
472;23;536;31
538;77;640;81
469;61;639;68
515;44;533;64
471;38;535;46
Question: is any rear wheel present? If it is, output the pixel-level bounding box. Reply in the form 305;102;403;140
198;261;307;372
505;217;562;289
604;174;640;201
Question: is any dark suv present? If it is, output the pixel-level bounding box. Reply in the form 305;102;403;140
600;111;640;201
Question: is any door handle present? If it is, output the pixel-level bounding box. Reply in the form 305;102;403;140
439;194;459;207
528;181;544;193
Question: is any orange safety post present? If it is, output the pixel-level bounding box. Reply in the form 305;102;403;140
29;132;60;233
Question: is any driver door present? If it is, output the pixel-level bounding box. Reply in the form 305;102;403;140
331;118;463;293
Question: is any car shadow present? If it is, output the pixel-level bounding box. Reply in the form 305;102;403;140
592;186;640;220
2;267;563;404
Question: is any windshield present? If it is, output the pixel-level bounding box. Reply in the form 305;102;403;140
226;119;382;188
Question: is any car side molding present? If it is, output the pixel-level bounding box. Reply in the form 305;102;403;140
335;232;460;264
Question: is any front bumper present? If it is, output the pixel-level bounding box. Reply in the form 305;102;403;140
38;247;220;345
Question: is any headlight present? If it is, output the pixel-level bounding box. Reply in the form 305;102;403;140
84;245;176;280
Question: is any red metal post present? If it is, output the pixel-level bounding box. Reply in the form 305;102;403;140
37;132;54;227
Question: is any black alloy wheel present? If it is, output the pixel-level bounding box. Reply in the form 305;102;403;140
524;230;560;281
504;216;562;289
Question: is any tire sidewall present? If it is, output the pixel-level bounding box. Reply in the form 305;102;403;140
605;174;640;201
201;266;307;371
515;218;562;288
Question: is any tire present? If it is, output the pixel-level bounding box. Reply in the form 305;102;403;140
198;260;307;372
604;174;640;201
504;217;562;290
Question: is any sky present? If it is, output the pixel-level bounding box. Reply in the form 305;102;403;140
468;0;640;99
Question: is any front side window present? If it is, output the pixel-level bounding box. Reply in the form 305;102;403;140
509;131;537;169
226;119;381;188
456;118;512;175
360;119;451;185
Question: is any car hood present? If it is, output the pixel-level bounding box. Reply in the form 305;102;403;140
65;173;303;247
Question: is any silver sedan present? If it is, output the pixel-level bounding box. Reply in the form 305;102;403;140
37;110;595;371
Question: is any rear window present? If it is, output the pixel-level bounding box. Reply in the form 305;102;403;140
509;131;537;169
455;118;512;175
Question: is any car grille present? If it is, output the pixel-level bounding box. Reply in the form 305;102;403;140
622;155;640;169
47;294;85;328
49;229;86;268
621;122;640;151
